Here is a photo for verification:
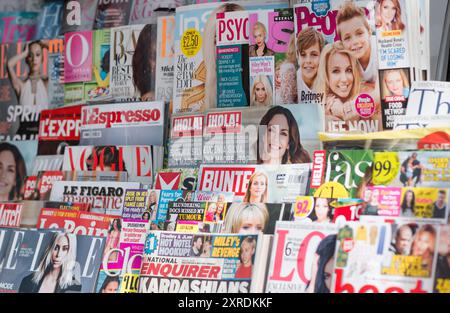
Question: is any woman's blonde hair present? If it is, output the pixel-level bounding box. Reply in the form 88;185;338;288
381;69;409;97
285;32;297;65
250;75;273;106
252;22;267;38
222;203;269;233
314;41;361;102
243;171;268;203
33;232;79;289
203;3;244;109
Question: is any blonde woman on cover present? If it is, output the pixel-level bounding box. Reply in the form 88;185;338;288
243;171;268;203
202;3;244;109
19;233;81;293
7;40;49;107
250;75;273;107
315;41;362;126
411;224;436;275
222;203;269;234
249;22;275;57
376;0;405;31
381;69;410;98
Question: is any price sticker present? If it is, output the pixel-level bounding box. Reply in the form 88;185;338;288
181;29;202;57
294;196;314;219
372;152;399;185
313;182;349;199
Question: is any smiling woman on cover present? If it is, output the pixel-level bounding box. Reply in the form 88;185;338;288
0;142;27;201
19;233;81;293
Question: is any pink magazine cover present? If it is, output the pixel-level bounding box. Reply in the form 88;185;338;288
64;30;93;83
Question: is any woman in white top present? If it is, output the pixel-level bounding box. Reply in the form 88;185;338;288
7;41;49;108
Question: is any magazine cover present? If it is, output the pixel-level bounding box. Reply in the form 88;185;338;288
361;186;449;223
31;154;64;175
64;29;112;105
406;81;450;116
0;140;38;201
331;221;438;293
372;151;450;188
94;0;132;29
79;101;165;146
393;114;450;131
60;0;97;33
110;24;158;101
216;10;250;108
434;224;449;293
64;30;92;84
168;112;204;167
29;170;128;201
0;203;23;228
0;12;38;44
172;1;289;114
266;221;338;292
192;191;235;202
47;37;65;108
309;149;374;199
156;15;175;103
289;196;363;224
375;0;413;129
0;40;52;141
0;229;106;293
198;163;311;202
37;105;82;155
49;180;141;215
37;208;116;237
62;145;157;184
294;1;383;133
34;0;64;39
155;167;198;191
249;8;296;106
138;231;259;293
96;217;150;293
202;103;322;165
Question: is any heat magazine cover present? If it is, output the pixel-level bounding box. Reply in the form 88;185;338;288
0;229;106;293
266;221;338;292
79;101;165;146
49;180;141;215
171;0;289;114
197;163;311;202
294;0;384;133
138;231;259;293
372;151;450;188
331;220;439;293
62;145;158;184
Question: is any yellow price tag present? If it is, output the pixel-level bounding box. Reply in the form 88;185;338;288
294;196;314;219
313;182;349;199
120;273;139;293
372;152;400;185
181;29;202;57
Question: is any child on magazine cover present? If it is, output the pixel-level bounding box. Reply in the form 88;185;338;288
381;69;410;98
235;236;256;279
336;1;378;85
296;27;325;97
222;203;269;234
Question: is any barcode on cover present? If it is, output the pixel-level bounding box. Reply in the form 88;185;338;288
288;175;304;184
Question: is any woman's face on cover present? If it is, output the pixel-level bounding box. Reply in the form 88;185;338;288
52;236;69;268
253;28;265;47
324;257;334;290
102;281;119;293
385;71;404;96
266;114;289;162
0;150;16;199
28;43;43;72
250;175;267;200
339;17;371;61
412;231;434;256
299;42;321;82
255;82;267;103
315;198;330;223
405;191;414;204
240;241;254;265
239;215;264;234
150;192;157;203
327;52;354;100
381;0;397;25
